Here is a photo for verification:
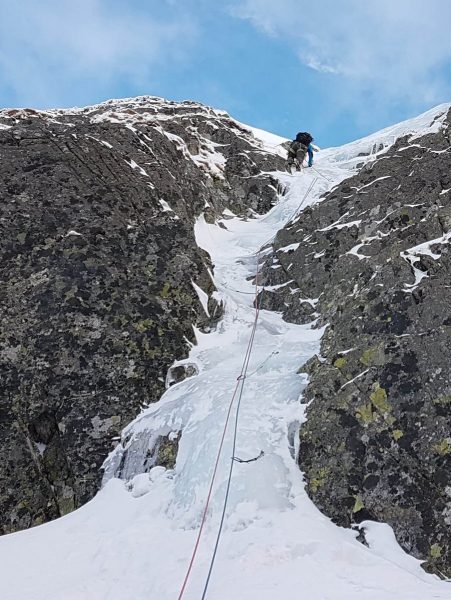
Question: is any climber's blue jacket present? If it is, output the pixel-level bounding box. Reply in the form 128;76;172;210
307;143;314;167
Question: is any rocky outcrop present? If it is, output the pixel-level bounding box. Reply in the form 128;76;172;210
0;97;285;532
260;109;451;576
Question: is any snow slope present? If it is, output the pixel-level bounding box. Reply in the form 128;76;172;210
1;104;450;600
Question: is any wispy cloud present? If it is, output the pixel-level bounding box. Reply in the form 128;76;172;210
231;0;451;109
301;54;341;75
0;0;197;107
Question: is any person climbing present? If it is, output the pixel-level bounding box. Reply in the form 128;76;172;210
307;140;318;167
286;132;318;173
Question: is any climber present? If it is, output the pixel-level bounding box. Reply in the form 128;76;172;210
307;140;318;167
286;132;318;173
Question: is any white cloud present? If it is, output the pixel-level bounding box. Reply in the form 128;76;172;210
231;0;451;108
0;0;197;107
302;54;341;75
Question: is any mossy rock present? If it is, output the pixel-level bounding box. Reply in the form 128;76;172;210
360;345;385;367
308;466;330;493
353;495;365;513
370;384;390;414
334;357;347;369
154;433;181;470
430;543;443;559
431;439;451;456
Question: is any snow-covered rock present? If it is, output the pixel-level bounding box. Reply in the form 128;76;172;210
0;98;450;599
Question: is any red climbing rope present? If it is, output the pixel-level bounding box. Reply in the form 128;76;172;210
177;174;321;597
176;375;242;599
199;266;264;600
177;250;263;599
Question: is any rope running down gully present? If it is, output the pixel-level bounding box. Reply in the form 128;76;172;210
177;250;263;599
177;174;317;599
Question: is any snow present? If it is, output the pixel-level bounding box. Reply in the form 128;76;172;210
241;124;288;158
299;297;319;307
319;216;362;232
401;231;451;291
159;125;229;179
246;125;287;148
276;242;301;253
159;198;177;216
0;108;450;600
356;176;392;191
347;241;370;260
189;141;227;179
126;158;149;177
191;280;210;317
320;103;450;171
340;369;370;390
398;144;424;152
34;443;47;456
346;232;389;261
334;219;362;230
222;208;236;217
263;280;295;292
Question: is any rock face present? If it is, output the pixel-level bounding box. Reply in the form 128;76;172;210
260;109;451;576
0;97;285;532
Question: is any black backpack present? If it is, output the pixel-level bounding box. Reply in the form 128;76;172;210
295;132;313;146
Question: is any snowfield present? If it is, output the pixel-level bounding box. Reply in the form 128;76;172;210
1;105;450;600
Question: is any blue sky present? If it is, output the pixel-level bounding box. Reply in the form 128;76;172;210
1;0;451;146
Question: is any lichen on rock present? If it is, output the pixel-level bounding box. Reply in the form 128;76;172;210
261;108;451;576
0;97;285;533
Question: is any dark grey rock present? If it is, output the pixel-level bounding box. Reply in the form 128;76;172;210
260;110;451;577
0;97;285;533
